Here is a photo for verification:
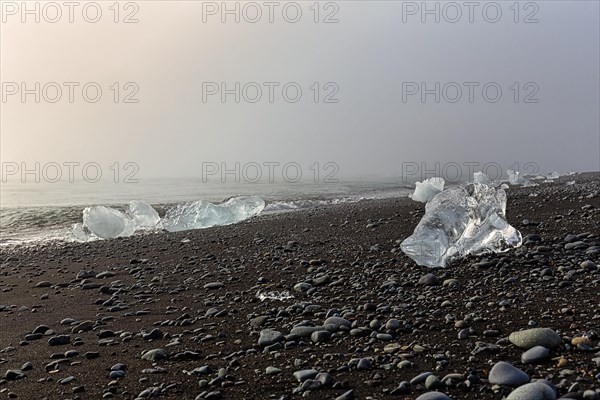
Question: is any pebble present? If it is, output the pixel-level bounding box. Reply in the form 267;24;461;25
203;282;224;289
509;328;562;349
109;370;125;379
265;366;281;375
5;370;25;380
410;372;433;384
521;346;551;364
488;361;530;386
48;335;70;346
141;349;168;361
293;369;318;382
418;273;440;286
506;382;557;400
311;330;331;343
415;392;450;400
390;381;411;395
323;316;351;330
425;374;444;390
258;329;284;347
335;390;354;400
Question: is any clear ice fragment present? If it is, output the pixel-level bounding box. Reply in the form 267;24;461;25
158;196;265;232
409;177;445;203
401;183;522;268
82;206;136;239
473;171;492;185
128;201;160;227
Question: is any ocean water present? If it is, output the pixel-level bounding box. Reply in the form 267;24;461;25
0;178;413;246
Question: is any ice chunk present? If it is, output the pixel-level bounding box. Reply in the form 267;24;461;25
507;169;524;185
256;290;294;301
158;196;265;232
82;206;136;239
409;177;445;203
401;183;522;268
546;171;560;180
473;171;492;185
507;169;538;187
128;201;160;227
72;223;95;242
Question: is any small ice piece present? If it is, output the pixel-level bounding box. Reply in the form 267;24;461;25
507;169;524;185
128;201;160;227
409;177;445;203
546;171;560;180
72;223;95;242
401;183;522;268
82;206;136;239
473;171;492;185
159;196;265;232
500;183;510;190
566;180;576;185
256;290;294;301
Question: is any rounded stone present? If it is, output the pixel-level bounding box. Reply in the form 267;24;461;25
415;392;450;400
258;329;284;347
521;346;551;364
509;328;562;349
311;330;331;343
418;273;440;286
141;349;168;361
506;382;556;400
488;361;530;386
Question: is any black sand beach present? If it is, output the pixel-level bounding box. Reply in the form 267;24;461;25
1;173;599;400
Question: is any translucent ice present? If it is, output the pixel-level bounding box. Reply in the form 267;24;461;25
128;201;160;227
401;183;522;268
507;169;525;185
73;197;265;241
256;290;295;301
409;177;445;203
507;169;537;187
158;196;265;232
473;171;492;185
82;206;136;239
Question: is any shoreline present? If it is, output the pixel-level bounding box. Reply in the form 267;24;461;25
0;173;598;399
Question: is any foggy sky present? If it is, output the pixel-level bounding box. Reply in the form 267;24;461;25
1;1;599;181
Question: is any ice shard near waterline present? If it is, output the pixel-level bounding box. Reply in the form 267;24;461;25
158;196;265;232
73;197;266;240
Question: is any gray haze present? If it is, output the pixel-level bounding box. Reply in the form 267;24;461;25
1;1;599;181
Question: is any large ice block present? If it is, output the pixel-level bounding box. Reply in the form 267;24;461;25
82;206;136;239
409;177;445;203
401;183;522;268
158;196;265;232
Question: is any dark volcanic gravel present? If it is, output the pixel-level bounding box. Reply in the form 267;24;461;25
0;172;599;400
